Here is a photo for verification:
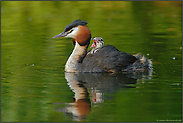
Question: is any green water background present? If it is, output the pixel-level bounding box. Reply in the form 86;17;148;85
1;1;182;122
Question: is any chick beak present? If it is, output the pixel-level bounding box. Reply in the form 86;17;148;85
52;32;66;38
90;42;96;48
90;39;97;48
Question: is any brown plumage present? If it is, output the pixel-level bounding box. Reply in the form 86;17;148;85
75;25;91;46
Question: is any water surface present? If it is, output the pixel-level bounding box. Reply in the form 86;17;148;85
1;1;182;122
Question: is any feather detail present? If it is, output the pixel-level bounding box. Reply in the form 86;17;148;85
72;38;76;45
75;25;91;46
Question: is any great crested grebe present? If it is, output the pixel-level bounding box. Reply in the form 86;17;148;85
53;19;152;73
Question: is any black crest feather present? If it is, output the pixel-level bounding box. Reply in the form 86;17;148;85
64;19;88;32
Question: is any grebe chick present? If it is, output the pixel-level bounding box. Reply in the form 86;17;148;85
87;37;104;54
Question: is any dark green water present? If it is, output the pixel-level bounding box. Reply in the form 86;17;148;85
1;1;182;122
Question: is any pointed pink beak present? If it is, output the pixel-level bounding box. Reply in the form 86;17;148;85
90;39;97;48
52;32;66;38
91;42;96;48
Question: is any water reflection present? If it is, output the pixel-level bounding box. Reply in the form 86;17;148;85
56;71;152;121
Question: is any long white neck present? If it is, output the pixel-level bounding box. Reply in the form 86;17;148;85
65;41;88;72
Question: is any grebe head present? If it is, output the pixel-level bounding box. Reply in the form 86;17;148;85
53;19;91;46
91;37;104;48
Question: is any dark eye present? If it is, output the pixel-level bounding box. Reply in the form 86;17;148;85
70;29;73;33
66;29;73;34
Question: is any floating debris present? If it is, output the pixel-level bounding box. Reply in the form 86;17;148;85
28;17;32;21
172;83;180;86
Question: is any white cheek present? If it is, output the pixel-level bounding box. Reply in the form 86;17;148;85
66;27;79;38
65;33;74;38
